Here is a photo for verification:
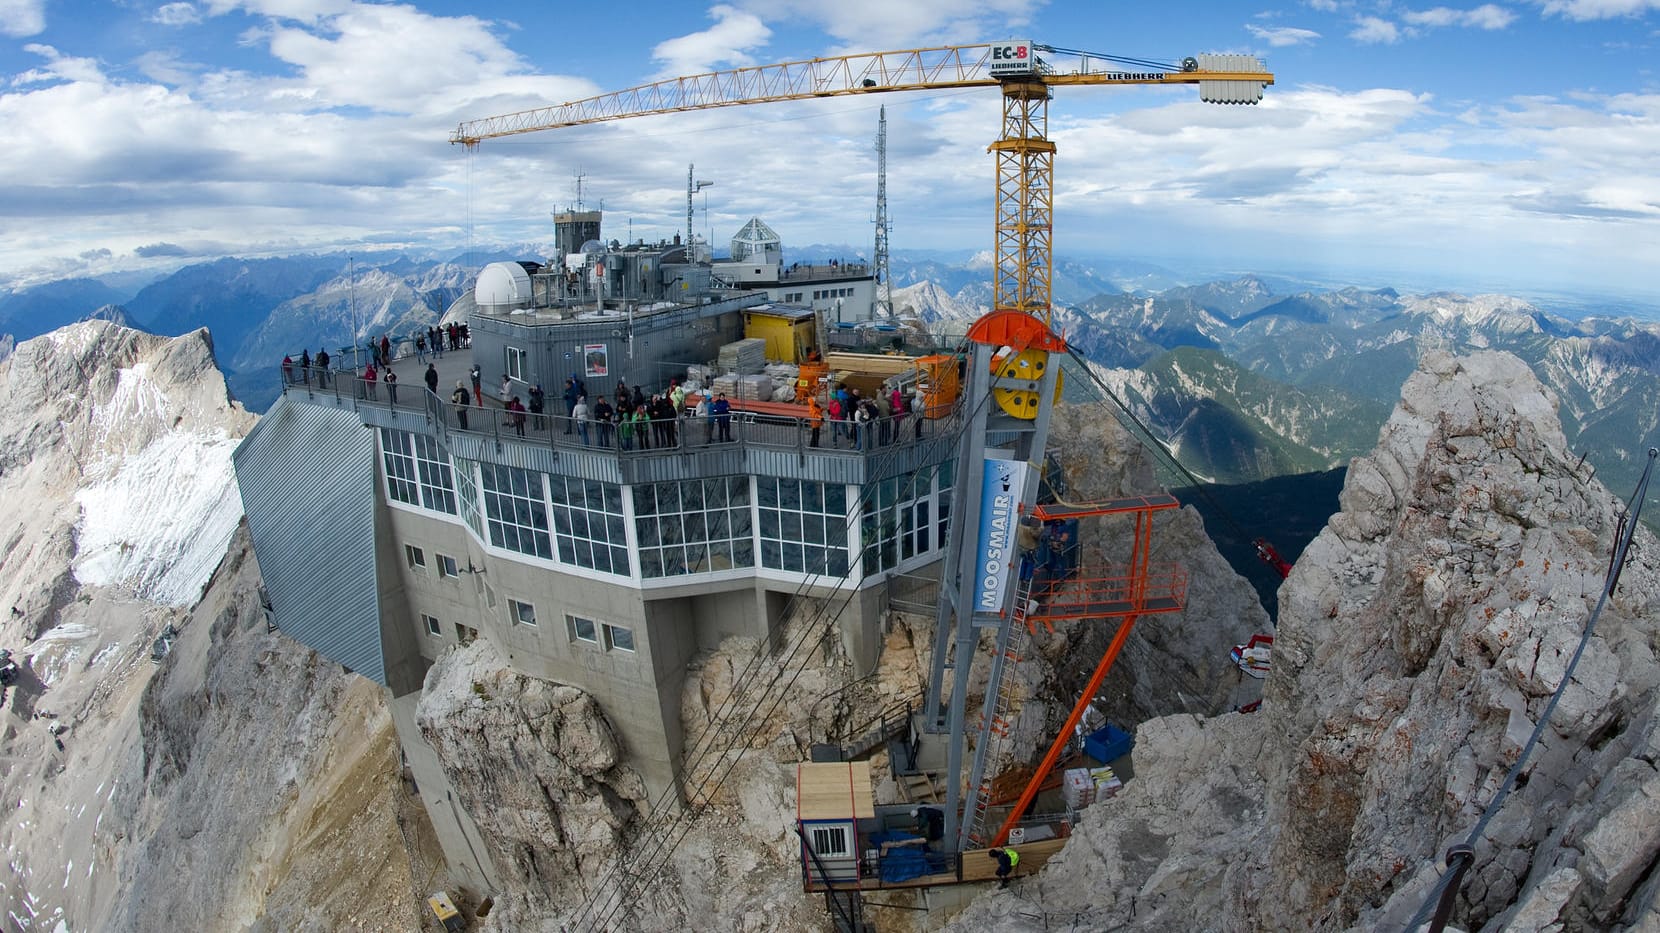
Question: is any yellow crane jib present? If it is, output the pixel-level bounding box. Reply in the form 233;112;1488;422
448;43;1272;145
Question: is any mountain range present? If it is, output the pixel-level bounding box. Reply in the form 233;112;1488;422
3;247;1656;506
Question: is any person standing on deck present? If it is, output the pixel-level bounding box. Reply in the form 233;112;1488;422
451;382;470;428
713;393;733;442
562;376;581;434
529;384;546;431
806;395;824;448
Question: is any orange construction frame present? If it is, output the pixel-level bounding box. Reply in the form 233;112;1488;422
989;504;1176;848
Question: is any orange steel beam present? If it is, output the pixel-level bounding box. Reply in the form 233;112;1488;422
991;611;1141;848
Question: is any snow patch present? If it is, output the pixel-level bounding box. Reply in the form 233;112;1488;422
87;363;172;463
34;624;93;643
73;428;244;606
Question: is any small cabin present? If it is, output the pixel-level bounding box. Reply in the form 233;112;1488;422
797;761;875;886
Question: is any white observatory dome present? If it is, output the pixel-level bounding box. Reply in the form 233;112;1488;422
474;261;533;312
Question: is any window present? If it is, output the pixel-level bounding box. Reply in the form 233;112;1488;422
438;554;459;579
634;477;754;578
381;429;456;514
405;544;426;570
383;430;419;505
603;623;635;653
757;478;850;576
455;457;483;539
809;825;850;858
454;623;478;646
480;463;553;559
506;346;526;381
569;614;599;644
863;468;949;576
509;599;537;627
423;614;442;637
547;476;629;575
412;434;456;514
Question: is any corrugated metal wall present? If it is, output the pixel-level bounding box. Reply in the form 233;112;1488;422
233;397;385;684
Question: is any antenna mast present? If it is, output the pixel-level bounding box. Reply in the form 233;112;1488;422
687;165;713;263
873;106;893;320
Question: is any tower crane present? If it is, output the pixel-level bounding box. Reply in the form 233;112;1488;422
454;41;1270;331
453;38;1273;876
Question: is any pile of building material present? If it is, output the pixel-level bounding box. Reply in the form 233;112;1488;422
763;362;800;402
1061;765;1122;809
717;338;768;375
711;372;773;402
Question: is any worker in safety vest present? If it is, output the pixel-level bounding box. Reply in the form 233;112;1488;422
805;395;824;448
990;847;1019;887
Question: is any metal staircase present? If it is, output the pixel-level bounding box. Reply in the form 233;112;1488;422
961;570;1037;846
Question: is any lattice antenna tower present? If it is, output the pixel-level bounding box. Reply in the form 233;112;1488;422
873;106;894;320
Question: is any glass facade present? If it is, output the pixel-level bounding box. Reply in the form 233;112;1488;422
635;477;754;578
416;430;956;588
547;475;629;576
862;465;953;576
381;428;456;514
480;463;553;559
757;478;850;576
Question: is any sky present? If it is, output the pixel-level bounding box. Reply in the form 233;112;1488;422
2;0;1659;306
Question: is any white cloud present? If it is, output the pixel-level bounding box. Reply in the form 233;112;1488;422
748;0;1046;50
1403;5;1518;28
1307;0;1342;9
0;0;46;38
1538;0;1660;18
1;0;1658;299
651;5;772;76
1247;24;1324;46
0;3;601;286
1350;16;1403;42
153;3;203;26
1042;85;1660;289
1464;4;1521;27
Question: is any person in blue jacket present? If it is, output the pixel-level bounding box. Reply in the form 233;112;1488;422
712;392;733;442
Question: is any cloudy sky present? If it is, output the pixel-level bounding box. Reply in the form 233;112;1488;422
2;0;1658;304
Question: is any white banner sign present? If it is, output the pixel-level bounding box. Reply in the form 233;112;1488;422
974;456;1029;613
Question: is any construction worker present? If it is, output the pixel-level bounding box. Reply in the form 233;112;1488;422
911;805;944;844
989;847;1019;888
806;395;824;448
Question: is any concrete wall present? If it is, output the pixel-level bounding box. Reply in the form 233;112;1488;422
382;503;683;800
389;692;502;895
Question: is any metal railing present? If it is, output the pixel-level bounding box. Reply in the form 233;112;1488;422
278;364;964;459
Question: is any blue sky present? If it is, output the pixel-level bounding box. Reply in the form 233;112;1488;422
2;0;1658;306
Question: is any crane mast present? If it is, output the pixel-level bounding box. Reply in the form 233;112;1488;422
873;106;893;321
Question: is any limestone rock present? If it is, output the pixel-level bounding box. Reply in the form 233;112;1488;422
415;639;649;910
945;350;1660;933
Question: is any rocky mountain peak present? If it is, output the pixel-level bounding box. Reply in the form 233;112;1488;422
949;349;1660;931
0;320;254;627
1256;348;1660;928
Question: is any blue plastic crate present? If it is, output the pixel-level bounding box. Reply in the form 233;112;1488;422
1085;723;1133;764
